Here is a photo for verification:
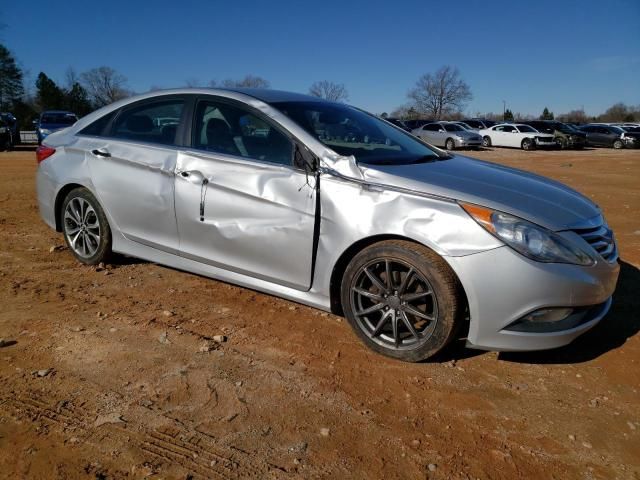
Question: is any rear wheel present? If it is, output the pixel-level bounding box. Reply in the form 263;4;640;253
445;138;455;151
521;138;534;151
61;187;112;265
341;240;462;362
613;139;624;149
482;136;492;147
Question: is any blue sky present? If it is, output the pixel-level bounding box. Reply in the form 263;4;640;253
2;0;639;116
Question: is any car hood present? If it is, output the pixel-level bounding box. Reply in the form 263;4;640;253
40;123;74;131
456;130;482;138
358;155;599;231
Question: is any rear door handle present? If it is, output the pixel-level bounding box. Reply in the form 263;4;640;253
91;148;111;158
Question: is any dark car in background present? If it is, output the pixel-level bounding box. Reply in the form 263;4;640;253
36;111;78;145
0;118;13;151
579;124;637;149
384;117;411;132
403;119;432;131
522;120;587;149
0;112;19;147
462;119;497;130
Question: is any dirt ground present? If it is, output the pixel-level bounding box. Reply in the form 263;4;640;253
0;146;638;480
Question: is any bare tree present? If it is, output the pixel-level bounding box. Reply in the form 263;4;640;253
308;80;349;102
407;66;472;119
221;75;270;89
184;77;201;88
80;66;129;107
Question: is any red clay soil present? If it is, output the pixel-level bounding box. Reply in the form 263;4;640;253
0;147;639;479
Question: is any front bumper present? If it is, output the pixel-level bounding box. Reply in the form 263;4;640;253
445;246;619;351
455;138;483;148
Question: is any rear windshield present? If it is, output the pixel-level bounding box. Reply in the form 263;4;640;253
41;113;77;125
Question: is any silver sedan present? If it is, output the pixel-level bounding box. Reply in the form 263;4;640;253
36;89;619;362
412;121;483;150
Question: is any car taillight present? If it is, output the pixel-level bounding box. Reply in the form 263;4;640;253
36;145;56;164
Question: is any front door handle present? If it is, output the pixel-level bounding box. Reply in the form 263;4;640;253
177;170;207;184
91;148;111;158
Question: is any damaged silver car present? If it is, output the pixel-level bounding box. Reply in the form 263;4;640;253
36;89;619;362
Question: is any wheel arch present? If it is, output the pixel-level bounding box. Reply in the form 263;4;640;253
54;183;85;232
328;234;469;320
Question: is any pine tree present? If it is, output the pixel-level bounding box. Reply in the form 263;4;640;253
35;72;66;110
65;82;92;116
540;107;554;120
504;109;514;121
0;44;24;110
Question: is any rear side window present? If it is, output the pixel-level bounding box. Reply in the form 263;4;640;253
111;99;185;146
79;110;117;137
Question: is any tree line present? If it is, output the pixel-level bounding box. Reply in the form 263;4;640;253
1;41;637;131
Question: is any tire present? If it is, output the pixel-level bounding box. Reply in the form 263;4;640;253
521;138;534;151
445;138;455;151
482;136;492;147
613;139;624;149
556;137;567;150
1;135;11;152
61;187;112;265
341;240;463;362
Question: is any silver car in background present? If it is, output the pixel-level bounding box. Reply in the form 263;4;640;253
412;121;483;150
36;88;619;362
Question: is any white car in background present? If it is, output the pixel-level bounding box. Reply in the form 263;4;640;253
479;123;556;150
412;121;483;150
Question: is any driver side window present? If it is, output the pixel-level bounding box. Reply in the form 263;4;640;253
192;99;293;167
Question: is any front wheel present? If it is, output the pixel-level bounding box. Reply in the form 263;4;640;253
521;138;535;151
482;136;492;147
613;139;624;149
341;240;463;362
61;187;112;265
445;138;455;151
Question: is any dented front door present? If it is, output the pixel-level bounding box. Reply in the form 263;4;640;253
174;150;317;290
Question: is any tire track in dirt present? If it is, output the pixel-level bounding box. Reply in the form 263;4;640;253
2;389;285;479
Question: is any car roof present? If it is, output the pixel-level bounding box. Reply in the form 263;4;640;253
222;88;327;104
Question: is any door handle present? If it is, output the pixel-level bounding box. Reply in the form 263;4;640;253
91;148;111;158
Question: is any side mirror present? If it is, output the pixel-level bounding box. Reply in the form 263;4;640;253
294;143;317;171
439;129;445;133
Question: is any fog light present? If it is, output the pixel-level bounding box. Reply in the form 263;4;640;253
521;308;573;323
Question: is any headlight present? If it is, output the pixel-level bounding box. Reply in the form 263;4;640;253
461;203;595;266
39;128;51;135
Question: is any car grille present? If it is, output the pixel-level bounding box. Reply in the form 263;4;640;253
571;223;618;263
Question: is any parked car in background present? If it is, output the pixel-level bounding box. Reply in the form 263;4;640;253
384;117;411;132
35;88;619;362
522;120;587;149
404;119;432;131
412;121;483;150
449;121;474;130
0;117;13;151
479;123;556;150
462;119;497;130
0;112;19;147
36;111;78;145
579;124;636;149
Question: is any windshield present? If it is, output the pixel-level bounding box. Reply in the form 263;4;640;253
443;124;464;132
272;101;442;165
517;125;537;133
41;113;77;125
610;126;625;134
